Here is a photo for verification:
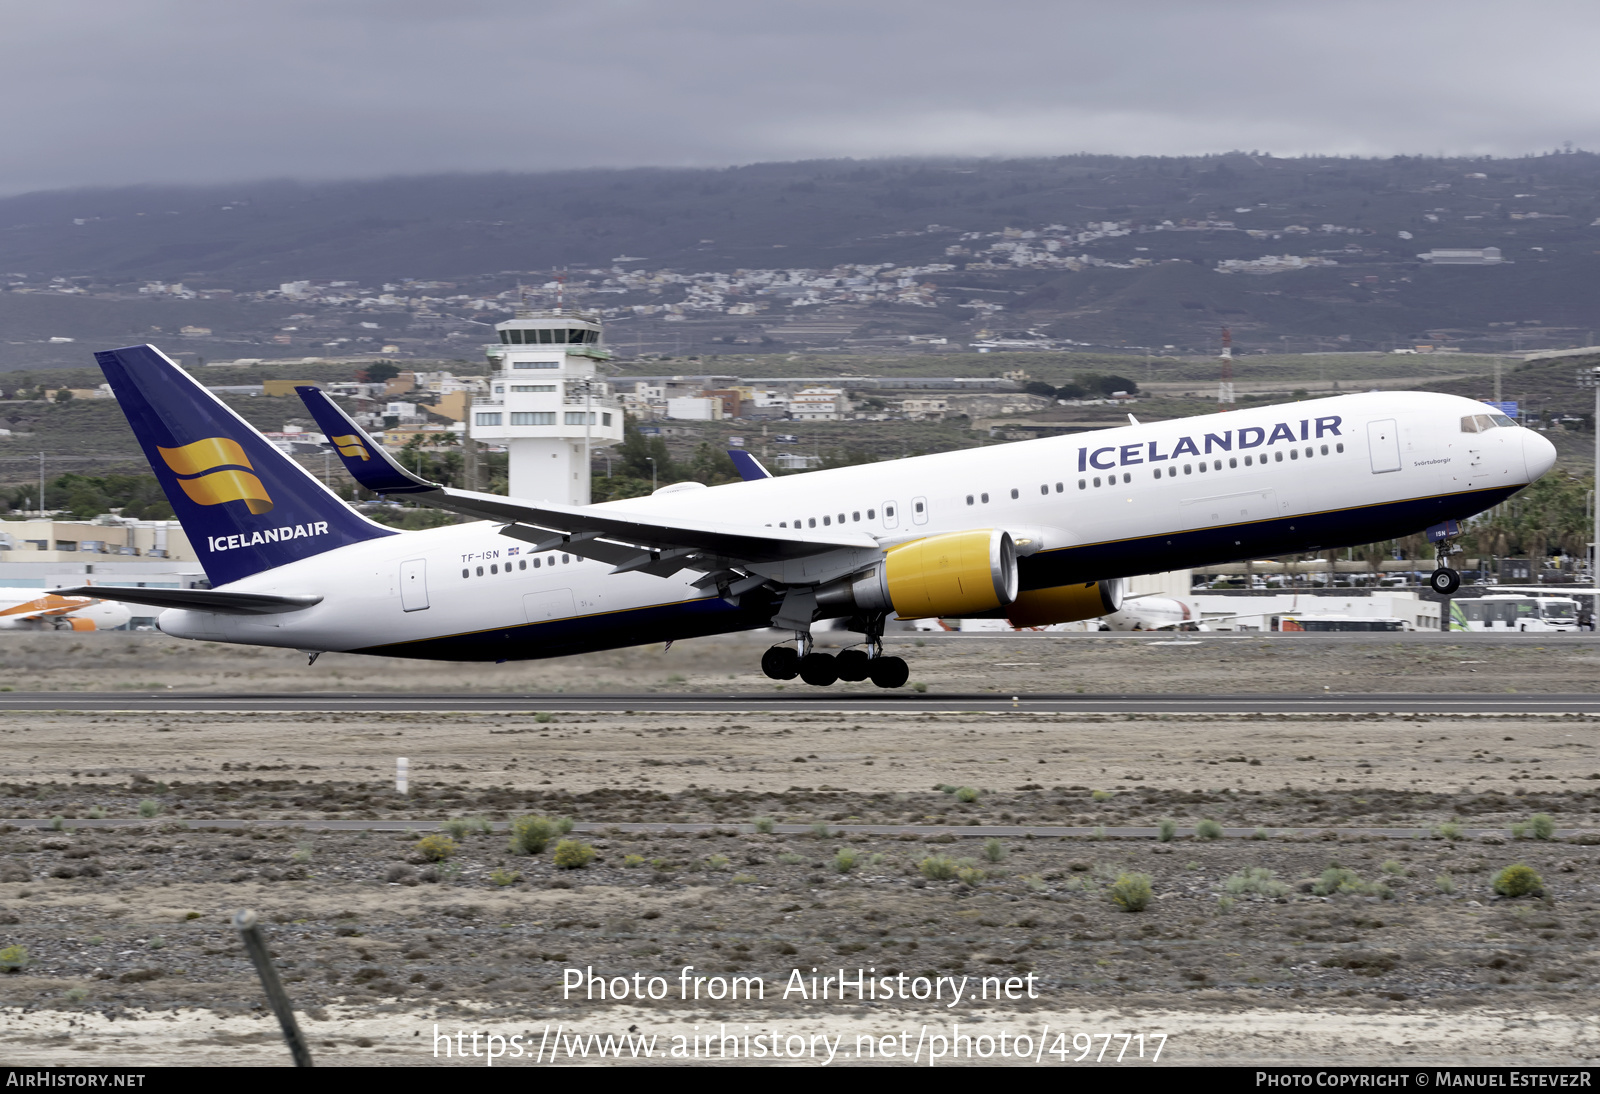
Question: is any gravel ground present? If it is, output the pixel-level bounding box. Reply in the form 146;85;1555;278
3;631;1600;1066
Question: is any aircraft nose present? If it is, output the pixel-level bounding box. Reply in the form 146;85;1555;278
1522;428;1557;481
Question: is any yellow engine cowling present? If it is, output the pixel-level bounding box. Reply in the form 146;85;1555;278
1006;579;1123;628
818;529;1018;620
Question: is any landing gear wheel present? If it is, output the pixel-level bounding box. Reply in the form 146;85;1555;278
868;655;910;689
761;646;799;680
1428;567;1461;596
799;652;838;687
835;649;871;682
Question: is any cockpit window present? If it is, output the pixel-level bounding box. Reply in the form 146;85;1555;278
1489;413;1516;427
1462;413;1508;432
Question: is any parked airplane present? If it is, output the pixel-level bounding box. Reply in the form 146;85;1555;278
0;589;130;631
55;346;1555;687
1098;595;1194;631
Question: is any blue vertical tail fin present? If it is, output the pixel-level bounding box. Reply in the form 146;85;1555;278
94;344;395;585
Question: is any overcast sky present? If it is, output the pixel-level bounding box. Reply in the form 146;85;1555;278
3;0;1598;195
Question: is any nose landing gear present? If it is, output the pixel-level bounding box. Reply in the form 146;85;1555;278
1428;567;1461;595
1429;529;1462;596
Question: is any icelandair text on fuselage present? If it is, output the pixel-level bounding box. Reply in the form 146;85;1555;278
207;521;330;553
1079;416;1343;471
1257;1073;1592;1087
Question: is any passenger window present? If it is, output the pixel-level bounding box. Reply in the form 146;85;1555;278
1290;450;1299;460
519;559;526;570
910;502;919;513
966;495;975;505
808;518;816;528
490;564;498;574
1055;482;1063;492
981;493;989;503
1230;458;1237;468
1010;488;1019;499
1167;467;1177;477
837;513;844;524
461;568;469;579
533;557;541;568
852;511;860;521
1274;451;1283;462
1244;455;1252;466
1337;443;1344;453
823;516;831;525
868;509;876;519
1214;460;1221;470
1122;472;1131;484
1198;462;1207;472
1150;471;1159;481
1093;477;1101;487
562;554;570;563
1040;484;1048;495
476;566;484;576
1183;464;1192;474
1320;445;1328;455
1081;479;1089;489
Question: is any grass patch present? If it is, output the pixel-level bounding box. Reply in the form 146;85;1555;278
1222;867;1289;898
552;840;596;870
415;834;457;862
1493;864;1544;898
509;815;572;855
1108;872;1153;912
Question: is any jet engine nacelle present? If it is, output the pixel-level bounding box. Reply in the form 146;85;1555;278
1006;579;1124;628
816;529;1019;620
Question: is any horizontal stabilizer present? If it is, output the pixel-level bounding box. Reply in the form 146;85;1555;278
48;586;322;616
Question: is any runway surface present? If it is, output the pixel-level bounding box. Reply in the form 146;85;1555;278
4;691;1600;714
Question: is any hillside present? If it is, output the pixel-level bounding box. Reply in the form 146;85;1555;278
3;152;1600;368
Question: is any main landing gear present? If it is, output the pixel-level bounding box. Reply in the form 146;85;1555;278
760;620;910;689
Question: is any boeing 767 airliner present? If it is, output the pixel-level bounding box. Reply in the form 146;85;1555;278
56;345;1556;688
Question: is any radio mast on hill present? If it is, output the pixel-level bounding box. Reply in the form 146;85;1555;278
1217;327;1236;404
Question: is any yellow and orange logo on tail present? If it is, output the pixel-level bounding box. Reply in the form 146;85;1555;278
157;437;274;515
331;434;370;461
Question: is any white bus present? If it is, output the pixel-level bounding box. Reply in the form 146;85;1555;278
1449;595;1579;632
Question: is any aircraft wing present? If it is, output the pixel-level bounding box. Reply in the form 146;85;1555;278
295;386;879;583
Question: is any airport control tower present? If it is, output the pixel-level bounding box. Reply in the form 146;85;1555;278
470;307;623;504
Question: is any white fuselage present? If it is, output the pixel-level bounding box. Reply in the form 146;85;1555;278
159;391;1552;661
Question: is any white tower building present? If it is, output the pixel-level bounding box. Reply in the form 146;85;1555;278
470;310;624;504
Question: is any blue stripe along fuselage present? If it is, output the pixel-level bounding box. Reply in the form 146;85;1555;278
1017;483;1521;590
352;486;1512;660
351;588;781;662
